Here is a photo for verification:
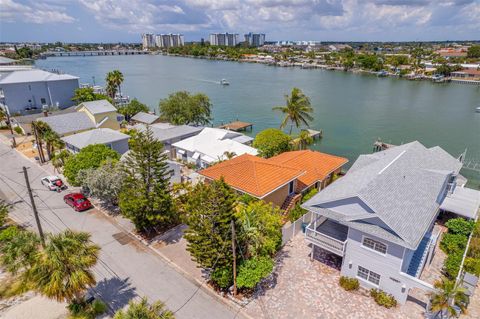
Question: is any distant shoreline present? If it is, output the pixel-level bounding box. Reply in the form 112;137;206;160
161;52;480;86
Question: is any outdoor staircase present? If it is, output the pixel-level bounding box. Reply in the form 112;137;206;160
281;193;302;212
406;236;432;277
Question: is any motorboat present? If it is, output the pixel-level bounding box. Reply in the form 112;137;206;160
476;107;480;113
220;79;230;85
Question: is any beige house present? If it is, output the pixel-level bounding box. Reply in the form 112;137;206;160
75;100;120;130
38;100;122;137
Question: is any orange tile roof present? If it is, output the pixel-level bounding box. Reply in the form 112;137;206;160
199;154;304;198
268;150;348;191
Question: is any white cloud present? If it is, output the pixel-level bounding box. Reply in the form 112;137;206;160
0;0;75;24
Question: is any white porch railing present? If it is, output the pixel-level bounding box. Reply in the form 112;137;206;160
305;223;346;256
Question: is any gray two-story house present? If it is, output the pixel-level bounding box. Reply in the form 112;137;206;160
302;141;479;304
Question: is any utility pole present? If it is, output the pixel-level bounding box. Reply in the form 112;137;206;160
231;220;237;296
23;166;45;247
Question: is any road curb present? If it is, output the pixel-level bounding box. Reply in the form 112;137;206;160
93;205;254;319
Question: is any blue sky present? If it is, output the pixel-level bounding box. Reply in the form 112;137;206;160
1;0;479;43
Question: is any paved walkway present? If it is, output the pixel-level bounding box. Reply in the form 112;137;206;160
1;295;67;319
245;235;426;319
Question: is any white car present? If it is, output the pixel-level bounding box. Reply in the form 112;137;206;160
40;176;67;192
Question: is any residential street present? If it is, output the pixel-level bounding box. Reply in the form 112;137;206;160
0;141;242;319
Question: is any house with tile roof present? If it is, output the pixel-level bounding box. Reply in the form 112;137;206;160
302;141;480;304
269;150;348;193
199;150;348;209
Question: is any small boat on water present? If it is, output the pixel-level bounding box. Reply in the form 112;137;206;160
432;74;446;83
476;107;480;113
376;70;389;77
220;79;229;85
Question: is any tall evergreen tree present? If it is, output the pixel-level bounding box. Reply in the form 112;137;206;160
119;126;175;234
183;179;236;272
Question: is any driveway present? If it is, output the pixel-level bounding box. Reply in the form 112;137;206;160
0;140;242;319
245;235;426;319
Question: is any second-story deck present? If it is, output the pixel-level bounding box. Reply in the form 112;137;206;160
305;216;348;256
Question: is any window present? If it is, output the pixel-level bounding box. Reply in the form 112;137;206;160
362;237;387;254
357;266;381;285
41;98;46;104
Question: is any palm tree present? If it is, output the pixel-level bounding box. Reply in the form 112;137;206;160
0;230;40;276
42;129;64;160
51;150;71;172
429;278;468;318
292;130;314;150
30;230;100;304
114;297;174;319
106;70;124;100
272;87;314;134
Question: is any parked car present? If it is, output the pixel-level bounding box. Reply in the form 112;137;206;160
63;193;92;212
41;176;67;192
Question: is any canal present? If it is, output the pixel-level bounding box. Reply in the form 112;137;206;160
36;54;480;187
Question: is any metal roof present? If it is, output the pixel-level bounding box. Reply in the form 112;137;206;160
131;112;159;124
37;112;95;136
440;186;480;219
0;69;78;84
303;141;463;250
62;128;130;150
77;100;117;114
134;123;203;142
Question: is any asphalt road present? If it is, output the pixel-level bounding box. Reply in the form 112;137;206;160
0;141;243;319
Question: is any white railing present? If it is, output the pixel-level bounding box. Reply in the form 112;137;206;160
305;225;346;256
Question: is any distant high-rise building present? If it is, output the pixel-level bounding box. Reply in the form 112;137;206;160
141;33;155;49
209;33;239;46
155;34;184;48
244;33;266;47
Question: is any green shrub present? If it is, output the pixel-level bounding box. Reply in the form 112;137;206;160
210;266;233;289
473;220;480;237
91;299;108;315
444;252;463;279
301;188;319;203
370;289;397;308
446;218;475;236
288;204;306;222
237;257;274;289
68;298;107;319
13;126;23;135
440;233;468;255
464;257;480;276
468;238;480;258
339;276;359;291
0;226;20;245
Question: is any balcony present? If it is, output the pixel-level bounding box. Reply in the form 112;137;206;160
305;216;348;256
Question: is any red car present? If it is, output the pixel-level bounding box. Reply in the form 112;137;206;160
63;193;92;212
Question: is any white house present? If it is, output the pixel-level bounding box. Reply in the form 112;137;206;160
172;127;257;168
0;69;79;114
302;141;480;304
62;128;130;155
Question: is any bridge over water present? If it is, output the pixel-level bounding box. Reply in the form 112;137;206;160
40;50;149;57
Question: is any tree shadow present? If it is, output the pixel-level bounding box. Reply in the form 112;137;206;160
152;224;187;245
93;277;137;313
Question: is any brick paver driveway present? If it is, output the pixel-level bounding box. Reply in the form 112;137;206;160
245;235;426;319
